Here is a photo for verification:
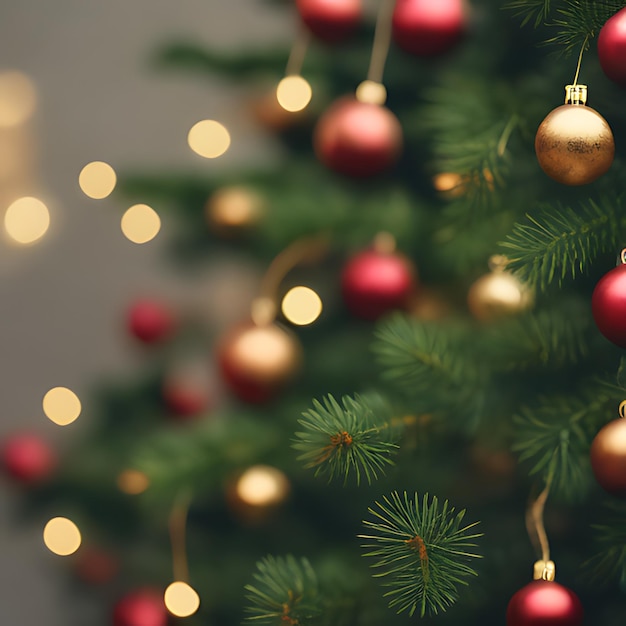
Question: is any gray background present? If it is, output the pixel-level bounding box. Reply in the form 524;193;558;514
0;2;295;623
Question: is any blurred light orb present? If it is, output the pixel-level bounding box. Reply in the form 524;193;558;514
188;120;231;158
236;465;290;506
355;80;387;106
43;386;82;426
79;161;117;199
117;469;150;495
4;196;50;245
0;71;37;127
164;581;200;618
281;286;323;326
43;517;82;556
276;76;312;112
121;204;161;244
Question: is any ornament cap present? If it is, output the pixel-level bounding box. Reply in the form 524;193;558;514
564;84;588;106
619;400;626;419
533;559;555;581
356;80;387;106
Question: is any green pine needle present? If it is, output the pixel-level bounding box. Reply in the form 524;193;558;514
245;555;321;626
501;198;623;291
360;492;482;617
506;0;552;27
293;393;400;485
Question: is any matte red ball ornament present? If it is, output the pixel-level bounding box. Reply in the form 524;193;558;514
591;261;626;349
162;378;210;419
217;322;303;403
590;417;626;497
392;0;467;57
113;589;167;626
127;299;175;344
598;8;626;87
295;0;362;44
1;433;57;485
314;98;402;177
341;249;417;320
506;580;583;626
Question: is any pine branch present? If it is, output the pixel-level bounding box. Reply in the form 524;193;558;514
513;384;620;498
506;0;552;27
360;492;482;617
501;197;623;291
245;555;322;626
293;393;400;485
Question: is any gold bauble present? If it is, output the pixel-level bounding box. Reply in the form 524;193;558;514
468;259;533;321
205;186;264;236
535;100;615;186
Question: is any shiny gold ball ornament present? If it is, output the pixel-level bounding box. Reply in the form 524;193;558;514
206;186;264;236
468;255;533;322
590;405;626;498
535;85;614;186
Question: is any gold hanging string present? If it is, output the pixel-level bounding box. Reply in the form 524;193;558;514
572;35;589;87
366;0;396;84
525;471;553;580
169;488;193;582
286;27;311;76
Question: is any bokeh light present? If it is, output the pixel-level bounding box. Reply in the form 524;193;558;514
0;71;37;127
164;581;200;618
43;517;82;556
121;204;161;244
355;80;387;106
236;465;290;507
187;120;231;158
117;469;150;495
276;76;312;112
43;387;81;426
79;161;117;199
4;196;50;245
281;286;323;326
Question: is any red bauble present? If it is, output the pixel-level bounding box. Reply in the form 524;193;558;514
127;299;175;344
113;589;167;626
506;580;583;626
590;418;626;497
392;0;467;57
598;8;626;87
217;322;303;403
295;0;362;44
1;433;57;484
314;98;402;177
162;378;210;419
341;249;417;320
74;545;119;585
591;263;626;349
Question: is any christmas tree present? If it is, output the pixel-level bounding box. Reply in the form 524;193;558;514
4;1;626;624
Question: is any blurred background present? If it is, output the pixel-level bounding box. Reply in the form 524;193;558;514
0;2;290;622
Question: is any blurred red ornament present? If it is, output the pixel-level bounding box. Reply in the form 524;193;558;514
341;248;417;320
162;378;210;419
506;580;583;626
113;589;167;626
590;418;626;497
314;98;402;177
592;262;626;349
127;299;175;344
392;0;467;57
1;432;57;485
598;8;626;87
74;545;119;585
295;0;362;43
217;322;303;403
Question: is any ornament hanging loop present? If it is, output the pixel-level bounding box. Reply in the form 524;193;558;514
619;400;626;419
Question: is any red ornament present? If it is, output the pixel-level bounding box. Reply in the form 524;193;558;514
113;589;167;626
127;299;175;344
598;8;626;87
1;433;57;485
74;545;119;585
314;98;402;177
217;322;303;403
592;262;626;349
341;249;417;320
590;418;626;497
295;0;362;44
506;580;583;626
162;377;210;419
392;0;467;57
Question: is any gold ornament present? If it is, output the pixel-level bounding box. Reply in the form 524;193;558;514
205;186;264;236
468;255;533;321
535;85;615;186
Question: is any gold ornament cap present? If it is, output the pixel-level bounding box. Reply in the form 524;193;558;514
564;84;587;106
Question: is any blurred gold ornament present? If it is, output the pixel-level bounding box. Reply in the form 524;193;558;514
535;85;614;186
468;255;533;321
250;88;309;132
205;186;264;236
